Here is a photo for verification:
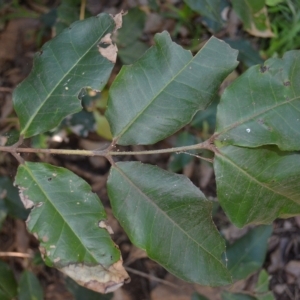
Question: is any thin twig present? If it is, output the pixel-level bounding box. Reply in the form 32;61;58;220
79;0;86;20
125;266;179;289
180;151;214;163
0;252;33;258
0;87;12;92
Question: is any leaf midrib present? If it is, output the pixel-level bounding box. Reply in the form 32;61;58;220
114;165;227;269
21;19;112;136
24;165;101;265
216;95;300;136
114;38;203;142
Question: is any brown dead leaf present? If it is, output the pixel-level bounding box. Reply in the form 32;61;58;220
285;260;300;278
60;260;130;294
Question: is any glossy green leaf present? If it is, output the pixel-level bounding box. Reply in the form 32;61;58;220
225;226;272;280
13;13;118;138
14;162;129;293
216;51;300;151
106;32;238;145
214;145;300;227
0;176;29;220
184;0;223;24
116;7;148;64
107;161;232;286
222;291;256;300
18;271;44;300
255;269;275;300
231;0;273;37
0;261;18;300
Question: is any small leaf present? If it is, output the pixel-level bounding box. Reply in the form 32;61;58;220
225;226;272;280
106;33;238;145
107;161;232;286
214;145;300;227
216;51;300;151
94;110;112;140
222;291;257;300
13;13;119;138
18;271;44;300
0;261;18;300
14;162;129;294
231;0;274;37
255;269;275;300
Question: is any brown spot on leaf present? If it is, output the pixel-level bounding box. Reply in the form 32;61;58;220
284;81;291;86
42;235;49;242
54;257;61;263
18;186;34;209
98;220;114;234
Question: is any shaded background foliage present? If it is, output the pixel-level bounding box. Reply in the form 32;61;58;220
1;0;300;299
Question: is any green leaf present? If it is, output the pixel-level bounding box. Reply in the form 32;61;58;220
13;13;118;138
222;291;256;300
255;269;275;300
107;161;232;286
18;271;44;300
214;145;300;227
168;131;197;172
116;7;149;64
65;277;113;300
225;226;272;280
224;39;264;68
14;162;129;293
55;0;81;34
106;33;238;145
0;176;29;220
231;0;273;37
0;261;18;300
216;51;300;151
184;0;224;24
